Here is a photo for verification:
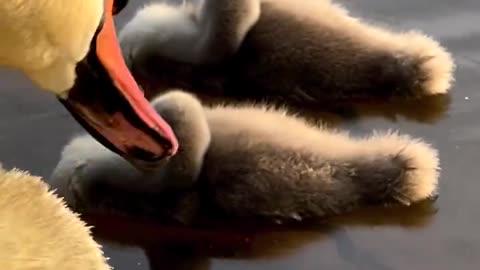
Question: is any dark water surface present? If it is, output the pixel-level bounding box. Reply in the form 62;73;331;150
0;0;478;269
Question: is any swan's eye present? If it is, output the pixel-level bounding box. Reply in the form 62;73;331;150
112;0;128;15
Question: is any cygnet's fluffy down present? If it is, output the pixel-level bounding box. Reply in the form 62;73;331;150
50;90;440;224
119;0;455;103
0;165;110;270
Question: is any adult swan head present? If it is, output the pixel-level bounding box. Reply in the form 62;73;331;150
0;0;178;170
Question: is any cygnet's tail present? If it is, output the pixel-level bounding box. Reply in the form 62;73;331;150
346;131;439;205
380;30;456;97
262;0;455;100
327;0;457;96
207;130;440;222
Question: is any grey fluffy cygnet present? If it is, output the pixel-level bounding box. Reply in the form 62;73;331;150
50;90;440;224
119;0;455;103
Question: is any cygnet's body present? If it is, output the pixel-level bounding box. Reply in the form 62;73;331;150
0;166;110;270
51;90;439;224
120;0;454;103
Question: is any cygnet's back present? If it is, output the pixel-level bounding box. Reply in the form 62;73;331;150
200;97;439;220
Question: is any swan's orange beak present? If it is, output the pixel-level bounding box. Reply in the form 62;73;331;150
59;0;178;171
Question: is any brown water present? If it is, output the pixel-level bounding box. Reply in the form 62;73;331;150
0;0;478;269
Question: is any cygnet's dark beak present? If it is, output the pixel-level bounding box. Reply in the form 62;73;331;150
58;0;178;171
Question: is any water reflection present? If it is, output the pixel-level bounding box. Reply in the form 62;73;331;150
278;93;451;125
84;199;436;270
